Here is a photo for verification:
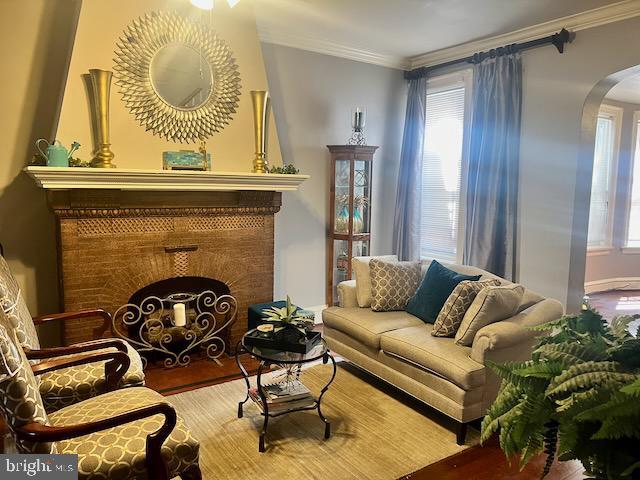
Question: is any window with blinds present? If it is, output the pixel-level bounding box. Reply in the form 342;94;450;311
420;72;472;263
627;113;640;247
587;106;620;248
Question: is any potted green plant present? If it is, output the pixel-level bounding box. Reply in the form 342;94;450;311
481;308;640;479
263;296;315;346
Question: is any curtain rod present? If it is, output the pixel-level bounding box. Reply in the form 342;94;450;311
404;28;573;79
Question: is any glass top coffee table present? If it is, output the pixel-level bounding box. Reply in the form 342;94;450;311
235;331;337;452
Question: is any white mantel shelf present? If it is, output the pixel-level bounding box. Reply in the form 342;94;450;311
24;166;309;192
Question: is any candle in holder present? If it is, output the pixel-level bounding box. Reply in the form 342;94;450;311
173;303;186;327
352;107;366;132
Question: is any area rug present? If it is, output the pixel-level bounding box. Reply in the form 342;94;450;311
167;363;479;480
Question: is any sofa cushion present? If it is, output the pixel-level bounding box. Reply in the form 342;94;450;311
369;259;421;312
322;307;424;350
407;260;481;324
380;325;485;390
432;279;501;337
352;255;398;308
455;284;525;346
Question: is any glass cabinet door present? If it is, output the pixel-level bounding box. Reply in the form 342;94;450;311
334;158;351;234
353;159;371;234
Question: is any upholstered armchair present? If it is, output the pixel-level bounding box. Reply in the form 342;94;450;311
0;310;202;480
0;254;145;411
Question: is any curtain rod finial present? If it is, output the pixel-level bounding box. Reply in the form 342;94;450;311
552;28;573;54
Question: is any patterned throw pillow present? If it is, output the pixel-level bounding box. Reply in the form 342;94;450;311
431;279;501;337
369;259;420;312
352;255;399;308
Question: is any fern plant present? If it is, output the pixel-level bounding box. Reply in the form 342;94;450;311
481;308;640;479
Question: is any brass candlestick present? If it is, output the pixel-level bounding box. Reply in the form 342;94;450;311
89;69;116;168
251;90;270;173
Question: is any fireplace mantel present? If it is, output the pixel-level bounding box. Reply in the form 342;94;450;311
24;166;309;192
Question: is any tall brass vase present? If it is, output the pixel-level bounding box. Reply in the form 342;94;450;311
251;90;270;173
89;69;116;168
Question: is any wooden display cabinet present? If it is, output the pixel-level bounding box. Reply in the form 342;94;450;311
326;145;378;306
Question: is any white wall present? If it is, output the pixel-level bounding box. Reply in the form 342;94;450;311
518;17;640;310
261;43;406;308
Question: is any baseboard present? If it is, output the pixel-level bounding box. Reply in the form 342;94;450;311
584;277;640;294
302;304;327;324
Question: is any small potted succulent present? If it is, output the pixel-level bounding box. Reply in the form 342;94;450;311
245;296;318;353
263;296;314;343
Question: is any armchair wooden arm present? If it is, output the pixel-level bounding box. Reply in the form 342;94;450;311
15;402;177;480
31;350;130;392
25;338;129;360
32;309;112;338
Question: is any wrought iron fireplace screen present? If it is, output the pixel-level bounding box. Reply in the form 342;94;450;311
113;276;236;368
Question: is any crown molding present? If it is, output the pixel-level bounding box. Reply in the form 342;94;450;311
258;27;410;70
409;0;640;69
257;0;640;72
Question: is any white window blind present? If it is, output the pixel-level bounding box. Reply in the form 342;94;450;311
627;114;640;247
420;75;469;263
587;110;618;248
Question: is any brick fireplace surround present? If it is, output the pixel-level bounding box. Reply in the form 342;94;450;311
47;188;281;348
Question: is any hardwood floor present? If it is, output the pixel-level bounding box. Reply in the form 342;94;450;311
144;353;260;395
588;289;640;329
402;437;584;480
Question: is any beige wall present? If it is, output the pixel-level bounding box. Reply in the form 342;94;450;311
584;99;640;287
57;0;282;171
0;0;81;345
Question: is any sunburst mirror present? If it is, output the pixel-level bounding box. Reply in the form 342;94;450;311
113;11;241;143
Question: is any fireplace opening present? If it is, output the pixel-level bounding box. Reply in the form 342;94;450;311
119;276;235;367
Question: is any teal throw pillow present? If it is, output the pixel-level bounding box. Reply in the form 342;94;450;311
406;260;481;324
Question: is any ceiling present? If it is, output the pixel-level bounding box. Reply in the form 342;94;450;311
606;74;640;104
254;0;624;67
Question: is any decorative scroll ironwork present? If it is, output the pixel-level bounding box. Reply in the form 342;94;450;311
347;131;366;146
112;290;237;368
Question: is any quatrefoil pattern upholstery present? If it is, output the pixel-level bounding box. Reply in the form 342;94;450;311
0;314;55;454
432;279;502;337
369;259;421;312
0;257;40;350
51;388;200;480
0;255;145;411
0;310;200;479
39;342;146;412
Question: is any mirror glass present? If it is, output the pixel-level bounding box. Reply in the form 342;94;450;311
150;43;214;110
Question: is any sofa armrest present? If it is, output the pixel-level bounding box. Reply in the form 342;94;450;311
471;298;563;364
337;280;358;308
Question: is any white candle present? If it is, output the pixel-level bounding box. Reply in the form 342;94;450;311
173;303;186;327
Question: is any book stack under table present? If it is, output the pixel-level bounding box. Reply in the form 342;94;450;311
249;379;315;413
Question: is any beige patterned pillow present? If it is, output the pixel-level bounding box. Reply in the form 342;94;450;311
455;283;525;346
369;259;420;312
432;279;501;337
352;255;398;307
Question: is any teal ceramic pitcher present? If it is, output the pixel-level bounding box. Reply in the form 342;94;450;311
35;139;80;167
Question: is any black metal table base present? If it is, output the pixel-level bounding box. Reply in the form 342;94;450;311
236;342;337;452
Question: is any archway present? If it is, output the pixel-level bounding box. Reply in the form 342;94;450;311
567;64;640;312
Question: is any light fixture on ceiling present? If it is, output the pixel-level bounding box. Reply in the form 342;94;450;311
190;0;240;9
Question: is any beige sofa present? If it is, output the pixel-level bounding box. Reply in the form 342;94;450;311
322;261;563;444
